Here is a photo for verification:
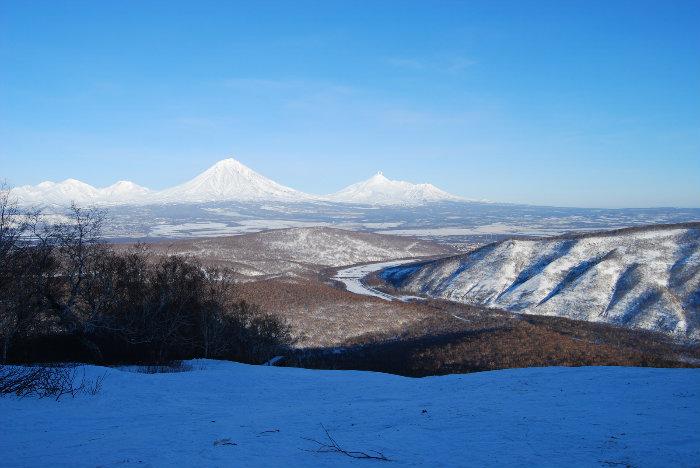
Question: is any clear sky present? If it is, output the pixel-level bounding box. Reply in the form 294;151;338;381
1;0;698;208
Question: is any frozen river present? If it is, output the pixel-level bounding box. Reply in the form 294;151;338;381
332;259;422;301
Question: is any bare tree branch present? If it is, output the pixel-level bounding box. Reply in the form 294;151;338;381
302;424;390;461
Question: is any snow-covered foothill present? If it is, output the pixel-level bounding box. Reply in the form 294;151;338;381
381;224;700;341
156;227;452;278
1;361;698;467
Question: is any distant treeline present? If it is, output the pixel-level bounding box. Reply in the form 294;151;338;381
0;185;294;365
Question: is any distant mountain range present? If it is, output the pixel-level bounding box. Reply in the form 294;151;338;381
11;158;467;207
380;223;700;341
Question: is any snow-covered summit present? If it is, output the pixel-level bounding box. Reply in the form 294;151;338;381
327;171;463;205
100;181;152;202
152;158;317;203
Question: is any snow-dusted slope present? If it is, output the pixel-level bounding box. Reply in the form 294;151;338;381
327;172;463;205
153;158;317;203
1;361;698;466
149;226;453;278
12;179;151;206
381;223;700;340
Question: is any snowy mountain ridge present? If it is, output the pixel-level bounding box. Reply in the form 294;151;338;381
12;179;152;206
10;158;465;207
380;223;700;341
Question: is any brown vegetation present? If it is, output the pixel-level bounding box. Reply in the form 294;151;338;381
286;304;700;377
0;187;293;366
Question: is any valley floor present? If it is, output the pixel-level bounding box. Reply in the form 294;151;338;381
1;361;698;467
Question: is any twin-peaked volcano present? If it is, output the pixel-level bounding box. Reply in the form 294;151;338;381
11;158;465;206
327;171;464;205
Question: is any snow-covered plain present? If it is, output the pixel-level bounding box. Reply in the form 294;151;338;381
1;361;698;467
380;224;700;341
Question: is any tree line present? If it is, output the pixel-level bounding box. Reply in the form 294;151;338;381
0;185;294;365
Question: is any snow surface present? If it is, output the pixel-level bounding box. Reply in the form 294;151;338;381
1;361;698;467
382;225;700;340
327;171;464;206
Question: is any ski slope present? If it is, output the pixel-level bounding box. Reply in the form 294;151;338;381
1;361;698;467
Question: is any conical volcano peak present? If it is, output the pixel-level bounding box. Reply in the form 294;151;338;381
153;157;316;202
212;158;245;169
370;171;388;182
206;158;254;175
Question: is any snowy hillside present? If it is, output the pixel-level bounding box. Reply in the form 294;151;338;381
327;171;464;205
147;227;453;278
1;361;698;466
381;224;700;341
153;158;318;203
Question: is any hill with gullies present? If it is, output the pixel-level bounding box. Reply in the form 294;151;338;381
380;223;700;341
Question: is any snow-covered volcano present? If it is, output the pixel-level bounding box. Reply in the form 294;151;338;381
152;158;317;203
327;172;463;205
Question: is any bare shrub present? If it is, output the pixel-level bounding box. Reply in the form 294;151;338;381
0;364;104;400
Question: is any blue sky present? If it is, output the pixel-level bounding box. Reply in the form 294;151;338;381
1;0;698;208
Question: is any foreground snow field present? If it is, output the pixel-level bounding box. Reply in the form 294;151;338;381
1;362;698;467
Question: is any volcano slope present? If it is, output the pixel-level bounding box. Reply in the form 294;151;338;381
380;223;700;342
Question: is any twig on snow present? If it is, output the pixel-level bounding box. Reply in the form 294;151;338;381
302;424;390;461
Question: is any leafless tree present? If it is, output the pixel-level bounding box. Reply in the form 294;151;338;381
48;203;106;330
0;183;36;361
